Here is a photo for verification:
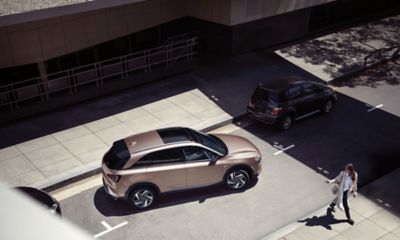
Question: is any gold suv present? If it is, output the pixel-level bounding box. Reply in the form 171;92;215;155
102;127;262;209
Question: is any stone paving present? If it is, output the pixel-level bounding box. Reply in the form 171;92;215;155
276;15;400;82
0;13;399;195
263;169;400;240
0;89;231;188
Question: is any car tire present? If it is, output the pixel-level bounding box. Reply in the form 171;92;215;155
225;169;250;190
129;186;157;210
279;115;293;131
322;100;333;113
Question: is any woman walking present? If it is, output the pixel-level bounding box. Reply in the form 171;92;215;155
326;163;358;225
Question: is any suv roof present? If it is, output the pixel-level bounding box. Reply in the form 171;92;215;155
123;127;194;153
259;76;304;92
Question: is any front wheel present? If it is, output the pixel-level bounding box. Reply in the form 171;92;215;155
225;169;250;190
129;186;157;210
322;100;333;113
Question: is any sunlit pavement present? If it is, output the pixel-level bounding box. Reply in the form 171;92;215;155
0;88;232;188
0;13;399;240
53;119;400;240
263;169;400;240
55;123;335;240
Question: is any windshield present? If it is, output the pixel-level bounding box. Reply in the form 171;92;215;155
103;140;130;170
188;129;228;155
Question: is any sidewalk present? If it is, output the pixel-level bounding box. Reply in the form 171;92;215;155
0;14;399;191
262;168;400;240
276;15;400;82
0;50;310;189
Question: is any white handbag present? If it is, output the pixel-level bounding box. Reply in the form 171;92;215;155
331;184;339;194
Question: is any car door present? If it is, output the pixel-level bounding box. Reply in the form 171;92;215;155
183;146;226;188
143;147;187;192
301;82;325;111
285;84;309;117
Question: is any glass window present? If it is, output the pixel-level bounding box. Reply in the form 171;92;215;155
252;87;280;103
131;157;153;168
141;148;185;165
103;140;130;170
188;129;227;155
285;85;303;100
302;82;318;94
183;146;218;161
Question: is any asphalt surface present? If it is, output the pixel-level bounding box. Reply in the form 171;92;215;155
58;81;400;240
60;123;334;240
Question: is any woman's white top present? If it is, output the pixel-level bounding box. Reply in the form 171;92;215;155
343;173;353;192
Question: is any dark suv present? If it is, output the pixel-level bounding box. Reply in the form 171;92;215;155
247;77;337;130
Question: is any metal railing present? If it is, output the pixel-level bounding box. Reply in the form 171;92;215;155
0;35;198;110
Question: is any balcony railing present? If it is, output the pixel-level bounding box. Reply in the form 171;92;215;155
0;35;198;110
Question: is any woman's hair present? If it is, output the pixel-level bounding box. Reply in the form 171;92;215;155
346;163;356;181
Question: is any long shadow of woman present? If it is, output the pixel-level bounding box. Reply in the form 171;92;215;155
297;207;348;230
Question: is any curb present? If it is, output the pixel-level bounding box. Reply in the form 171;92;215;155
38;113;247;192
258;169;400;240
329;54;397;86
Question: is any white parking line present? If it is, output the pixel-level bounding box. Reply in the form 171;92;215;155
94;221;128;239
367;104;383;112
273;144;295;155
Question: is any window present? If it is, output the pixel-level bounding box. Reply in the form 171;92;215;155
103;140;130;170
285;85;303;100
140;148;185;165
252;87;280;103
302;82;318;94
157;128;191;143
188;129;227;156
183;147;218;162
131;157;153;168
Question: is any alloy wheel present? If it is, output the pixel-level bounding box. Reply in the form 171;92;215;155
132;189;154;209
226;170;248;189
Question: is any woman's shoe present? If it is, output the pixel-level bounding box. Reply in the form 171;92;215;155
347;219;355;225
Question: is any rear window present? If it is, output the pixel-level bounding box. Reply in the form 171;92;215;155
252;87;280;103
103;140;130;170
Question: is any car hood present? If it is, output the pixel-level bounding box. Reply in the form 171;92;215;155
213;134;260;157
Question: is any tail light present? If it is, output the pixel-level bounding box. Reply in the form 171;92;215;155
106;174;121;183
271;107;282;116
248;99;254;108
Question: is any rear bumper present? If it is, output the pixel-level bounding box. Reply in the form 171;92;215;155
102;177;121;200
247;109;278;125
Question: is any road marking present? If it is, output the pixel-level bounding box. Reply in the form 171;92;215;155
273;144;295;155
367;104;383;112
94;221;128;239
101;221;112;230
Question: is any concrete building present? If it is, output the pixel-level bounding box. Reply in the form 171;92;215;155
0;0;399;122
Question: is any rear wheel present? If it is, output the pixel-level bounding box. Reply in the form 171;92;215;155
279;115;293;131
129;186;157;210
225;169;250;190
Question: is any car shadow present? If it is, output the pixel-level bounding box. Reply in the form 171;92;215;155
298;208;348;230
93;178;258;217
240;92;400;215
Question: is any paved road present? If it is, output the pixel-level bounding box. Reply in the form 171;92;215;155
59;122;334;240
58;82;400;240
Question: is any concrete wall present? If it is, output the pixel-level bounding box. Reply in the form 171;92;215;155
187;0;231;26
230;0;335;25
0;0;337;68
0;0;186;68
